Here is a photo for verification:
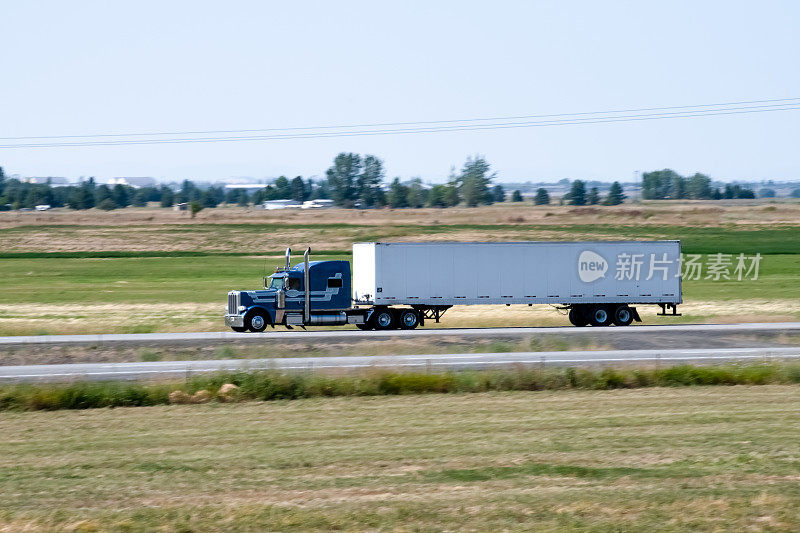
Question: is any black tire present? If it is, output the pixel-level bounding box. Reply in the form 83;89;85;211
587;305;612;327
568;307;588;327
245;310;269;332
399;309;420;329
612;305;634;326
373;308;395;330
230;326;247;332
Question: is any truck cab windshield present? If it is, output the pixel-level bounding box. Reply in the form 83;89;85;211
269;276;301;290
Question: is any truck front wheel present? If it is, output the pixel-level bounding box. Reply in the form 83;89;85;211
245;310;269;333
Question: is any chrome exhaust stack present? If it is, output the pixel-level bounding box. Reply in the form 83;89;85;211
285;247;291;271
303;247;311;324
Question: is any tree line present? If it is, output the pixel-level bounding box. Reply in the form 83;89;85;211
3;160;787;212
549;181;626;206
0;172;329;211
324;153;509;208
641;169;756;200
0;155;514;211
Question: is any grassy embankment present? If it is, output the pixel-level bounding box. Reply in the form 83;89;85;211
2;362;799;411
1;383;799;530
1;203;800;335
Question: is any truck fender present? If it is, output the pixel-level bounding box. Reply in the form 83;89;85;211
245;306;276;326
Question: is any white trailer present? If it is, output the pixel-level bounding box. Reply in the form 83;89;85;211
352;241;681;327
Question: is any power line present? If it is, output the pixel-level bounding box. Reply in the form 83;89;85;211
2;97;798;141
1;100;798;149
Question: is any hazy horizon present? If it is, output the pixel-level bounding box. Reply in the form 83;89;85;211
2;1;798;183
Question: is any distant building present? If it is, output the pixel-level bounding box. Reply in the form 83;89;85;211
24;177;70;186
225;183;270;192
301;199;334;209
35;204;52;211
109;177;157;188
173;202;188;211
263;200;302;210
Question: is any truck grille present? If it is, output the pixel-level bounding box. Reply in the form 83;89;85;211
228;291;240;314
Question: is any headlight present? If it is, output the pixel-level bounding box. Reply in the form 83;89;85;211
238;306;246;312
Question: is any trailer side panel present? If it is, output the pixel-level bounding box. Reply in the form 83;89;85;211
358;241;681;306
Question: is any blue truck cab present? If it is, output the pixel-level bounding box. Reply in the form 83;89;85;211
224;248;363;332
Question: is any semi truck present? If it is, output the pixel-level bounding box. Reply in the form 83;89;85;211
224;241;682;332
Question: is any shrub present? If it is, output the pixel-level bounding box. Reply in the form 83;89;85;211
97;198;117;211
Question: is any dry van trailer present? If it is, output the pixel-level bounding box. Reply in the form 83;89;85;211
352;241;682;328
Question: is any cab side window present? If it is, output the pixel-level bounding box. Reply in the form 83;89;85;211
327;278;343;288
287;278;301;291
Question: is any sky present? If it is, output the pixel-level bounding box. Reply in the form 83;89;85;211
1;1;799;184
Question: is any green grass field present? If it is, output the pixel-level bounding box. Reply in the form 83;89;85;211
0;252;798;335
2;386;799;531
2;215;800;334
0;255;344;305
1;253;797;306
2;252;798;305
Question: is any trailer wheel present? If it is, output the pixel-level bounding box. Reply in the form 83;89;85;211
612;305;634;326
373;308;395;330
588;305;612;327
399;309;419;329
245;310;269;333
568;307;588;327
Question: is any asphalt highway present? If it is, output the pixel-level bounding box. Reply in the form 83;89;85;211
2;322;800;346
2;346;799;382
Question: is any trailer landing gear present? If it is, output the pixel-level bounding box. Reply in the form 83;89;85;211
416;306;451;327
657;303;681;316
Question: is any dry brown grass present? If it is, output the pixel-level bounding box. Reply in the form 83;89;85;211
2;200;799;254
1;386;799;530
2;299;798;337
3;199;800;230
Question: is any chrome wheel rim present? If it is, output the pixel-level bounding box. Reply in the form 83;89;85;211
377;313;392;327
617;309;630;323
403;312;416;327
595;309;608;323
251;315;265;330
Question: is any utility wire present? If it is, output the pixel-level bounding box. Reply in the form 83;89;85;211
2;96;798;141
1;100;798;149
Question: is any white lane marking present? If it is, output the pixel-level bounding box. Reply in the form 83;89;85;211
3;352;800;380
